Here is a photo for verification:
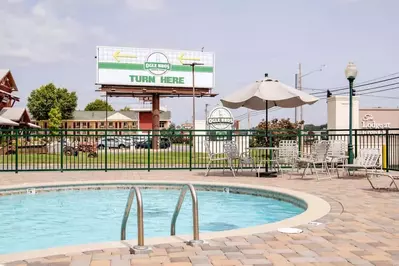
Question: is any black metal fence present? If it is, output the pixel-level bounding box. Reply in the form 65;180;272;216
0;128;398;172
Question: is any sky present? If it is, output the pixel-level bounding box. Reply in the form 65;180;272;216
2;0;399;128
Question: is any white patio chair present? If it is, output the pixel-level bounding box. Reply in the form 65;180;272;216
223;141;255;177
297;140;331;181
327;140;348;169
366;172;399;191
274;140;299;177
337;148;381;178
204;141;229;177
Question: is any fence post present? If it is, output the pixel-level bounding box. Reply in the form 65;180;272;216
189;130;193;171
385;129;389;172
15;129;18;174
354;129;358;158
147;131;151;172
105;129;108;172
60;130;64;173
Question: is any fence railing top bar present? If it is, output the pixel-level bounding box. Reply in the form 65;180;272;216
2;128;399;135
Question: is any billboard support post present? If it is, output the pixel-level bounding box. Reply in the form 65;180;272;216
152;94;160;149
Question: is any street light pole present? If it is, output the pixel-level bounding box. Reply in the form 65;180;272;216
184;62;204;156
345;62;358;164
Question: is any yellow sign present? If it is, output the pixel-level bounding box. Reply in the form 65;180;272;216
113;51;137;62
177;53;200;64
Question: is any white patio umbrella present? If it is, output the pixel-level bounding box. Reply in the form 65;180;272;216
0;116;19;126
220;74;319;176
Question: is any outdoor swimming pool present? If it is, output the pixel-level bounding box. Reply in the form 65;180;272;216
0;187;304;254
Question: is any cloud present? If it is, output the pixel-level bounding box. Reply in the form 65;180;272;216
0;1;114;64
125;0;164;10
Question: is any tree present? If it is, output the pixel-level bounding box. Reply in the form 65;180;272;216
48;107;62;133
250;118;303;147
120;106;131;111
84;99;114;111
27;83;77;120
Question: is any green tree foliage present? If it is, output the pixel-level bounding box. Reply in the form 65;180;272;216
48;107;62;133
120;106;131;111
84;99;114;111
27;83;77;121
250;118;303;147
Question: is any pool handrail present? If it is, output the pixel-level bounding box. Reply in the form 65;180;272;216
121;186;151;254
170;184;203;245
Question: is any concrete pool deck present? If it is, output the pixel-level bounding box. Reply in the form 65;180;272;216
0;170;399;265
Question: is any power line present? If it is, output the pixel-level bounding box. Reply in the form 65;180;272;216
235;72;399;122
361;94;399;100
305;71;399;92
359;85;399;95
312;75;399;96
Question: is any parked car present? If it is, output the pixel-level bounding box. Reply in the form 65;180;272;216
135;137;171;149
97;137;132;149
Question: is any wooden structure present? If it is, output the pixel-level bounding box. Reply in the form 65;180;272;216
0;69;19;110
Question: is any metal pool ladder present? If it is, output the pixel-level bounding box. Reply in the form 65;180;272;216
121;186;151;254
170;184;204;245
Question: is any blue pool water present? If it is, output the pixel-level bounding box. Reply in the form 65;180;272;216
0;188;303;254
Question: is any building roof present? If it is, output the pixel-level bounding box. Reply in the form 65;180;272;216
0;69;18;92
70;111;139;121
29;110;171;122
0;107;28;121
107;112;133;121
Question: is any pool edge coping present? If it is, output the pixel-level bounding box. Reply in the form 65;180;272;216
0;180;330;263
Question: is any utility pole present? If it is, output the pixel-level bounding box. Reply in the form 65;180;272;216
298;63;303;123
205;103;209;128
298;63;304;157
247;109;251;129
294;73;298;123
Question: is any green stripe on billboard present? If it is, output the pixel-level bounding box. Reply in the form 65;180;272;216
98;62;214;73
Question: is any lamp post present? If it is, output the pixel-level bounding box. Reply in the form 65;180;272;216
345;62;358;164
183;62;204;157
183;62;204;131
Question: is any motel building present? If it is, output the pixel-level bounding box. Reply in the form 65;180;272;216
327;96;399;131
31;106;171;140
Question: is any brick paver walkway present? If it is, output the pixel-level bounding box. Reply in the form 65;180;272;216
1;170;399;266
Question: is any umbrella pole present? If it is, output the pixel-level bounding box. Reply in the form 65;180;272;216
265;101;268;172
257;101;277;178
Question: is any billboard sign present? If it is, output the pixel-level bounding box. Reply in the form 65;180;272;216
207;106;234;141
96;46;215;88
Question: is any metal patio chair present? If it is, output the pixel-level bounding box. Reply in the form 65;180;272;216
275;140;299;177
223;141;255;177
337;148;381;178
366;172;399;191
327;140;348;170
204;141;229;177
297;140;331;181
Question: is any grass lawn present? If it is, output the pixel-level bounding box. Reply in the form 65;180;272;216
0;151;210;166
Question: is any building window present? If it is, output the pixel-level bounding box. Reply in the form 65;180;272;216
76;122;80;127
160;121;165;128
108;122;113;127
